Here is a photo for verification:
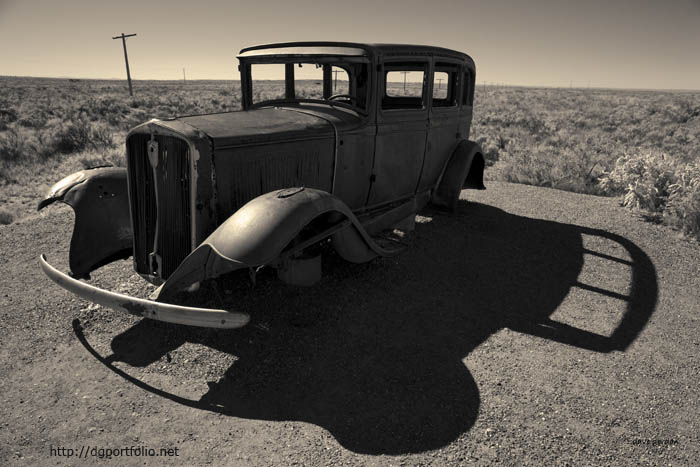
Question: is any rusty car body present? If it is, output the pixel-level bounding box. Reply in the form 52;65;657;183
39;42;485;328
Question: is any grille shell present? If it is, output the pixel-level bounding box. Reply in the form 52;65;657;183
126;133;192;279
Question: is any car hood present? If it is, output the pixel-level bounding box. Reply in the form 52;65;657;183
162;106;363;149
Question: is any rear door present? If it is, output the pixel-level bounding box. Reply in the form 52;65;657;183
367;59;429;206
417;60;462;191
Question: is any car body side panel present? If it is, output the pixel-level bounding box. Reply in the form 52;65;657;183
459;105;473;142
418;107;461;192
332;127;375;209
37;167;132;278
368;118;427;205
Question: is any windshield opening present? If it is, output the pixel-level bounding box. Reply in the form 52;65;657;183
248;60;369;112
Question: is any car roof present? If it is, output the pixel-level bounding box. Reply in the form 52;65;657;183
238;41;474;67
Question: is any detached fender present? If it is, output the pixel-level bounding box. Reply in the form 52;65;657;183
157;187;401;299
432;140;485;211
38;167;132;278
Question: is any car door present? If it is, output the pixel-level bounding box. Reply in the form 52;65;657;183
366;59;429;206
417;60;462;191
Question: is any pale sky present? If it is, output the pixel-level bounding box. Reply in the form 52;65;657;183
1;0;699;90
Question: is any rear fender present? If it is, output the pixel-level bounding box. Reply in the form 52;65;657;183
156;187;401;299
38;167;132;278
432;140;485;211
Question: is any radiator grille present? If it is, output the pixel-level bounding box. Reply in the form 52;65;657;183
126;133;192;279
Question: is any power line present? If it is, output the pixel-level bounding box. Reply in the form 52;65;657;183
112;33;137;96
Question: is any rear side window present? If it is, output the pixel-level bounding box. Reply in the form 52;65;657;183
382;62;427;110
433;63;459;107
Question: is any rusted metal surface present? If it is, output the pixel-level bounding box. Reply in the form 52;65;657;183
38;167;132;279
127;133;192;279
156;188;404;299
433;140;485;211
40;42;485;329
176;109;336;149
40;255;249;329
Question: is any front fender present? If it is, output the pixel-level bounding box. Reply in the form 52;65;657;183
156;187;401;299
38;167;132;278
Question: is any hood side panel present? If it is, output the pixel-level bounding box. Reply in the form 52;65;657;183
212;138;335;223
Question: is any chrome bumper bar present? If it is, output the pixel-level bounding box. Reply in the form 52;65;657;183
39;255;250;329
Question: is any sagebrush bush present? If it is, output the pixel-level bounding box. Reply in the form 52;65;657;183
78;148;125;169
600;153;700;240
53;120;92;153
0;208;14;225
0;128;37;163
666;163;700;238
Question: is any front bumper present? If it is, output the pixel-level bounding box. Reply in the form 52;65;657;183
39;255;250;329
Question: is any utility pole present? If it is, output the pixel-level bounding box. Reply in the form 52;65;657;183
399;71;409;92
332;69;341;91
112;33;137;96
436;77;443;91
183;68;186;84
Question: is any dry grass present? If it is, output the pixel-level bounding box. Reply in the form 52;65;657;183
473;85;700;239
1;77;698;239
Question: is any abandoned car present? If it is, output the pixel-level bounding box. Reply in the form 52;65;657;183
39;42;485;329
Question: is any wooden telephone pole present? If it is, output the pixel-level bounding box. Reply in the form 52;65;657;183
112;33;137;96
331;69;341;91
399;71;409;92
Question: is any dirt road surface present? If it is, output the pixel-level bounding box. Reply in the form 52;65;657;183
1;181;698;466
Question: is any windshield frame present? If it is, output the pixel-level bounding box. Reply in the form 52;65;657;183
239;56;373;115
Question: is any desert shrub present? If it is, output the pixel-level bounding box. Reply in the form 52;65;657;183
48;120;115;156
600;153;700;240
0;128;37;163
490;141;604;194
0;108;18;124
665;163;700;238
0;208;14;225
90;124;116;149
52;120;91;153
17;116;46;128
78;148;126;169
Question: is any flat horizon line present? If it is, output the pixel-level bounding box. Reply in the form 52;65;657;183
1;75;698;93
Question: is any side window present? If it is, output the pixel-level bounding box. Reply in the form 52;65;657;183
462;70;473;106
433;63;459;107
433;71;450;99
382;62;427;110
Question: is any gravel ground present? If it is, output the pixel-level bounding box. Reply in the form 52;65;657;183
1;181;698;466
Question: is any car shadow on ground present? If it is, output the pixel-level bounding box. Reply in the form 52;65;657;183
74;200;658;455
